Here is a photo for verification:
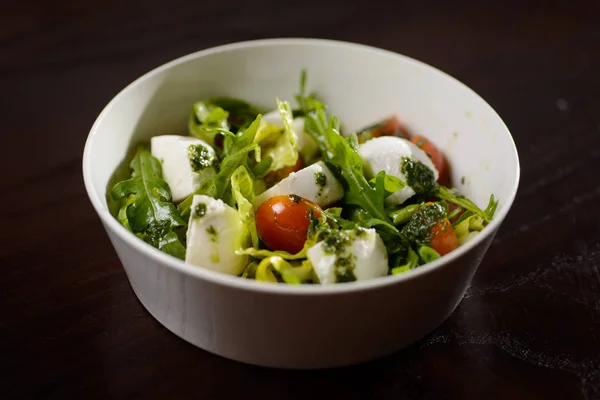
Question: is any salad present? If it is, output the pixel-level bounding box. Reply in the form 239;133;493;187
108;71;498;285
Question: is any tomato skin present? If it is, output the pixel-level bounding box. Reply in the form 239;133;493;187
264;155;304;187
429;217;458;256
411;135;450;186
255;195;322;254
372;116;411;139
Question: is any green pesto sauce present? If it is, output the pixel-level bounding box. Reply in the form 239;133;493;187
206;225;218;242
194;203;207;218
315;171;327;186
401;156;436;195
188;144;216;172
323;230;352;255
335;253;357;283
289;194;302;204
400;202;446;247
321;229;360;283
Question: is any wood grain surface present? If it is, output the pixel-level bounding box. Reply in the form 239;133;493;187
2;0;600;398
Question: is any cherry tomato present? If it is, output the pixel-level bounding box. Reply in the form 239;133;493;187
255;195;322;254
372;116;411;139
264;155;304;187
429;217;458;256
411;135;450;186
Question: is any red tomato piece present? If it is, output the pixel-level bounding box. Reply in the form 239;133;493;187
411;135;450;186
372;116;411;139
255;195;322;254
429;217;458;256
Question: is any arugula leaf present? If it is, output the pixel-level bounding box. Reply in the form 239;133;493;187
208;97;264;132
436;187;497;223
178;116;263;217
369;172;405;194
188;101;230;146
304;110;390;223
111;145;186;259
294;69;325;116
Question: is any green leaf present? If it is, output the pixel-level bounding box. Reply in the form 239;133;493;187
392;247;419;274
455;214;485;245
253;255;313;283
418;246;441;263
208;97;264;132
188;101;230;146
231;165;259;250
117;195;136;231
251;156;273;178
389;204;420;226
254;121;283;148
255;257;279;282
305;109;390;223
436;187;496;223
261;99;299;171
158;230;187;260
294;69;325;115
237;247;308;260
484;194;499;219
110;144;186;259
178;115;263;217
369;172;405;194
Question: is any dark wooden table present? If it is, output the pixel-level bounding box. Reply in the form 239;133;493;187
2;1;600;398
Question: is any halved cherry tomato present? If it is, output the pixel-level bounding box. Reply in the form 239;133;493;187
371;116;411;139
255;195;322;254
264;155;304;187
411;135;450;186
429;217;458;256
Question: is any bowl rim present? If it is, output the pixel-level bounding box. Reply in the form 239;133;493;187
82;37;521;295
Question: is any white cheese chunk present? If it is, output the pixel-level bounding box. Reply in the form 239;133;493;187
185;195;248;276
252;161;344;209
358;136;439;206
307;228;388;284
151;135;217;203
262;110;320;162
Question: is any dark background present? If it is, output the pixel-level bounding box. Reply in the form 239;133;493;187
2;1;600;399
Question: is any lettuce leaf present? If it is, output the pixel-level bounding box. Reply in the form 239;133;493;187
237;247;308;260
261;99;299;172
455;214;486;245
255;256;313;284
111;144;187;259
231;165;259;250
417;245;441;263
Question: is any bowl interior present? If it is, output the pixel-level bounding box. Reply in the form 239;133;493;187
84;38;519;281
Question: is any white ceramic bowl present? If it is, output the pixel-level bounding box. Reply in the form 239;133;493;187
82;38;520;369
